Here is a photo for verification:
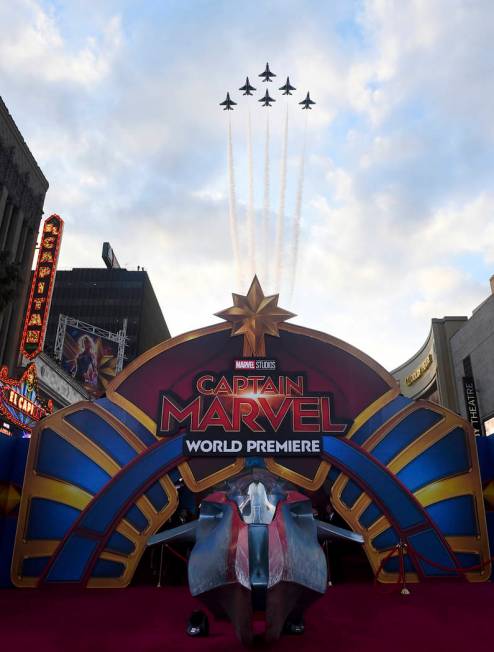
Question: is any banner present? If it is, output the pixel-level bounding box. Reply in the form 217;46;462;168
158;363;351;457
60;325;119;397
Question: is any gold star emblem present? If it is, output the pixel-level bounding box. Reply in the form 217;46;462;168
215;276;296;357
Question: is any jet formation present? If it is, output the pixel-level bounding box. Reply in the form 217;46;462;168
219;62;316;110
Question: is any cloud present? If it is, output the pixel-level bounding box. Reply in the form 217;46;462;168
1;0;494;371
0;1;121;87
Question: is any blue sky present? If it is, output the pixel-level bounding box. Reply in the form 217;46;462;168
2;0;494;369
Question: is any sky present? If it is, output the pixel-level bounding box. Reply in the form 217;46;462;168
2;0;494;371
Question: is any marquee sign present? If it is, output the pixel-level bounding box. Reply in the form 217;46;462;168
0;365;53;434
158;367;350;456
20;214;64;360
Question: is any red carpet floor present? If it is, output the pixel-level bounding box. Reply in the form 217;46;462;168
0;582;493;651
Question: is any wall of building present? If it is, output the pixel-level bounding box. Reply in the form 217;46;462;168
34;352;88;409
450;293;494;433
392;327;438;400
391;317;466;410
0;96;48;371
44;268;170;363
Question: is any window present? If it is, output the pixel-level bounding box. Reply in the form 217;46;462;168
483;416;494;436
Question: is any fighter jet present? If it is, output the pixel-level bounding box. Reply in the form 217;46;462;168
299;92;316;110
279;77;296;95
258;89;276;107
219;93;237;110
239;77;256;96
259;62;276;82
148;471;363;645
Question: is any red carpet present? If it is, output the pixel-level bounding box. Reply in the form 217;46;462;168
0;582;493;651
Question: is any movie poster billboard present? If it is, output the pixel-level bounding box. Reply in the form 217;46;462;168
61;325;119;398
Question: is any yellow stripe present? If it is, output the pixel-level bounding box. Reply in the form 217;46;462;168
331;471;349;500
446;536;483;555
414;476;475;508
179;459;246;493
386;421;457;476
22;540;59;557
360;402;418;451
99;551;129;564
264;460;329;492
42;409;122;477
366;515;392;542
106;391;158;436
30;476;92;511
346;387;400;439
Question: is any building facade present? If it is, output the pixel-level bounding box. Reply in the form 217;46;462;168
449;281;494;436
392;275;494;436
392;317;466;411
34;352;88;409
43;267;170;363
0;97;49;371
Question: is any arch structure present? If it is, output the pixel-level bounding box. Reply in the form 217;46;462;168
12;322;491;587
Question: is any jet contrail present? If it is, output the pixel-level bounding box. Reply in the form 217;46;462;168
274;106;289;291
289;114;308;301
247;109;256;278
227;118;242;286
262;112;270;287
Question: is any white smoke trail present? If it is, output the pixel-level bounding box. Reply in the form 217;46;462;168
274;107;289;291
262;112;270;286
247;109;255;278
227;118;242;287
289;114;308;301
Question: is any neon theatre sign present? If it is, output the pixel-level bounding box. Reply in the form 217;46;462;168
20;214;64;360
158;366;351;456
0;364;53;435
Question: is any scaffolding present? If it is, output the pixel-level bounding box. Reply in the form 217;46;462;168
54;314;128;373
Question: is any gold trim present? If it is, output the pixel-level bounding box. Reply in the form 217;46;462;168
89;472;180;588
135;495;158;522
87;577;124;589
444;536;489;580
386;420;455;476
360;402;419;452
264;459;329;491
415;476;475;508
159;475;178;507
115;520;140;541
346;388;400;439
351;492;373;522
446;535;483;553
331;470;349;499
22;540;58;557
178;459;246;493
31;476;92;512
366;515;391;543
90;402;150;453
105;391;157;436
99;551;129;564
